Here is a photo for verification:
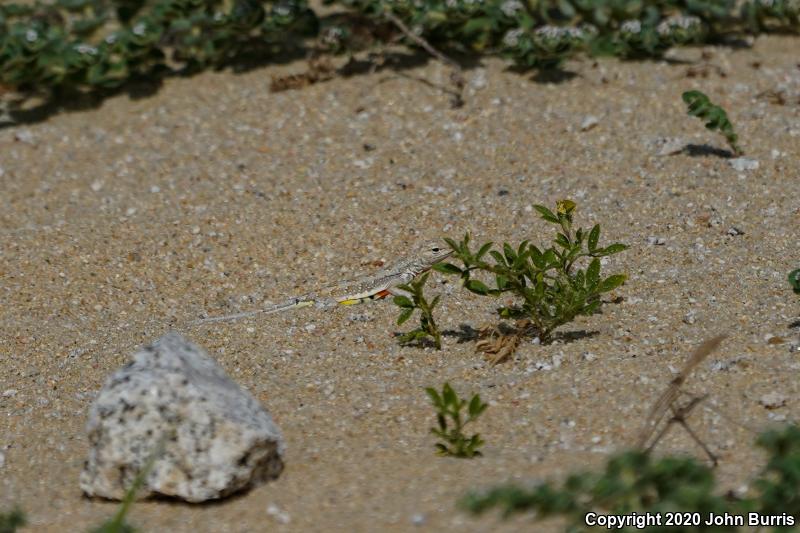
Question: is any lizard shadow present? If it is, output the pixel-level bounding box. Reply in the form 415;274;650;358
684;143;735;159
442;323;599;345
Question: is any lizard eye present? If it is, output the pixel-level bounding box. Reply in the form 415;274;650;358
431;247;440;252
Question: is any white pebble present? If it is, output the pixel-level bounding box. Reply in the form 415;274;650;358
729;157;759;171
580;115;599;131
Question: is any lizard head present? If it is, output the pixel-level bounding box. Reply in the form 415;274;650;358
417;239;453;267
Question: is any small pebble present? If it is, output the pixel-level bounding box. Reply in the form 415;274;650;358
90;180;103;192
655;137;686;156
411;513;426;526
683;311;697;325
759;392;787;409
14;129;35;144
469;69;487;90
646;236;666;245
266;504;290;524
580;115;599;131
729;157;759;171
727;227;744;236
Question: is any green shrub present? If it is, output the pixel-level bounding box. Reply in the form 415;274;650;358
436;200;627;345
463;424;800;532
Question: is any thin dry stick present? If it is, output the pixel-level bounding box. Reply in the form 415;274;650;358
383;11;465;107
637;335;727;455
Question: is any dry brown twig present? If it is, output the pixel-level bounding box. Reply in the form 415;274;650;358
637;335;727;465
269;56;337;93
382;11;465;108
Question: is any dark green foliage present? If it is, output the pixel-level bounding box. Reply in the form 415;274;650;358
755;425;800;519
682;90;743;155
789;269;800;294
435;200;627;343
0;507;26;533
463;425;800;532
425;383;488;458
394;272;443;350
0;0;317;94
1;0;799;114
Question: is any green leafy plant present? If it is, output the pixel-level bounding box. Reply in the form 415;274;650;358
393;272;443;350
0;0;317;112
435;200;627;346
425;383;488;458
682;90;743;156
789;269;800;294
2;0;799;116
462;424;800;531
0;507;26;533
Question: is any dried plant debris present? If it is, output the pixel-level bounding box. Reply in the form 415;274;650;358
637;335;726;465
475;319;532;366
270;57;337;93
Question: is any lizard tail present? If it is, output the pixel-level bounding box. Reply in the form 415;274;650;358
190;309;266;325
190;298;314;326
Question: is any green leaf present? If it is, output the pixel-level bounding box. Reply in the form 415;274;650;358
444;237;460;252
393;295;414;308
503;243;517;262
588;224;600;251
529;246;545;268
554;233;570;250
433;262;463;275
442;383;457;407
496;274;509;290
586;258;601;286
397;308;413;325
598;274;627;292
426;387;443;407
476;242;493;261
430;295;441;309
533;205;559;223
468;395;487;418
489;250;506;266
466;279;491;295
595;243;629;256
789;269;800;293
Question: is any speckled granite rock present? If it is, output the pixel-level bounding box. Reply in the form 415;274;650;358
80;332;284;502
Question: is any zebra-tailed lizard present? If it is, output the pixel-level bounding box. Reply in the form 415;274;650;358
193;240;452;324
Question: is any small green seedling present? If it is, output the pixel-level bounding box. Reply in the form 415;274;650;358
425;383;488;458
394;272;443;350
0;507;26;533
90;438;164;533
436;200;627;346
682;90;743;156
789;269;800;294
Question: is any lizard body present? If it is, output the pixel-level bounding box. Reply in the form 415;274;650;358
194;240;451;324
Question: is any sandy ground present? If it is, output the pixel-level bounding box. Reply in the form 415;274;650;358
1;35;799;532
